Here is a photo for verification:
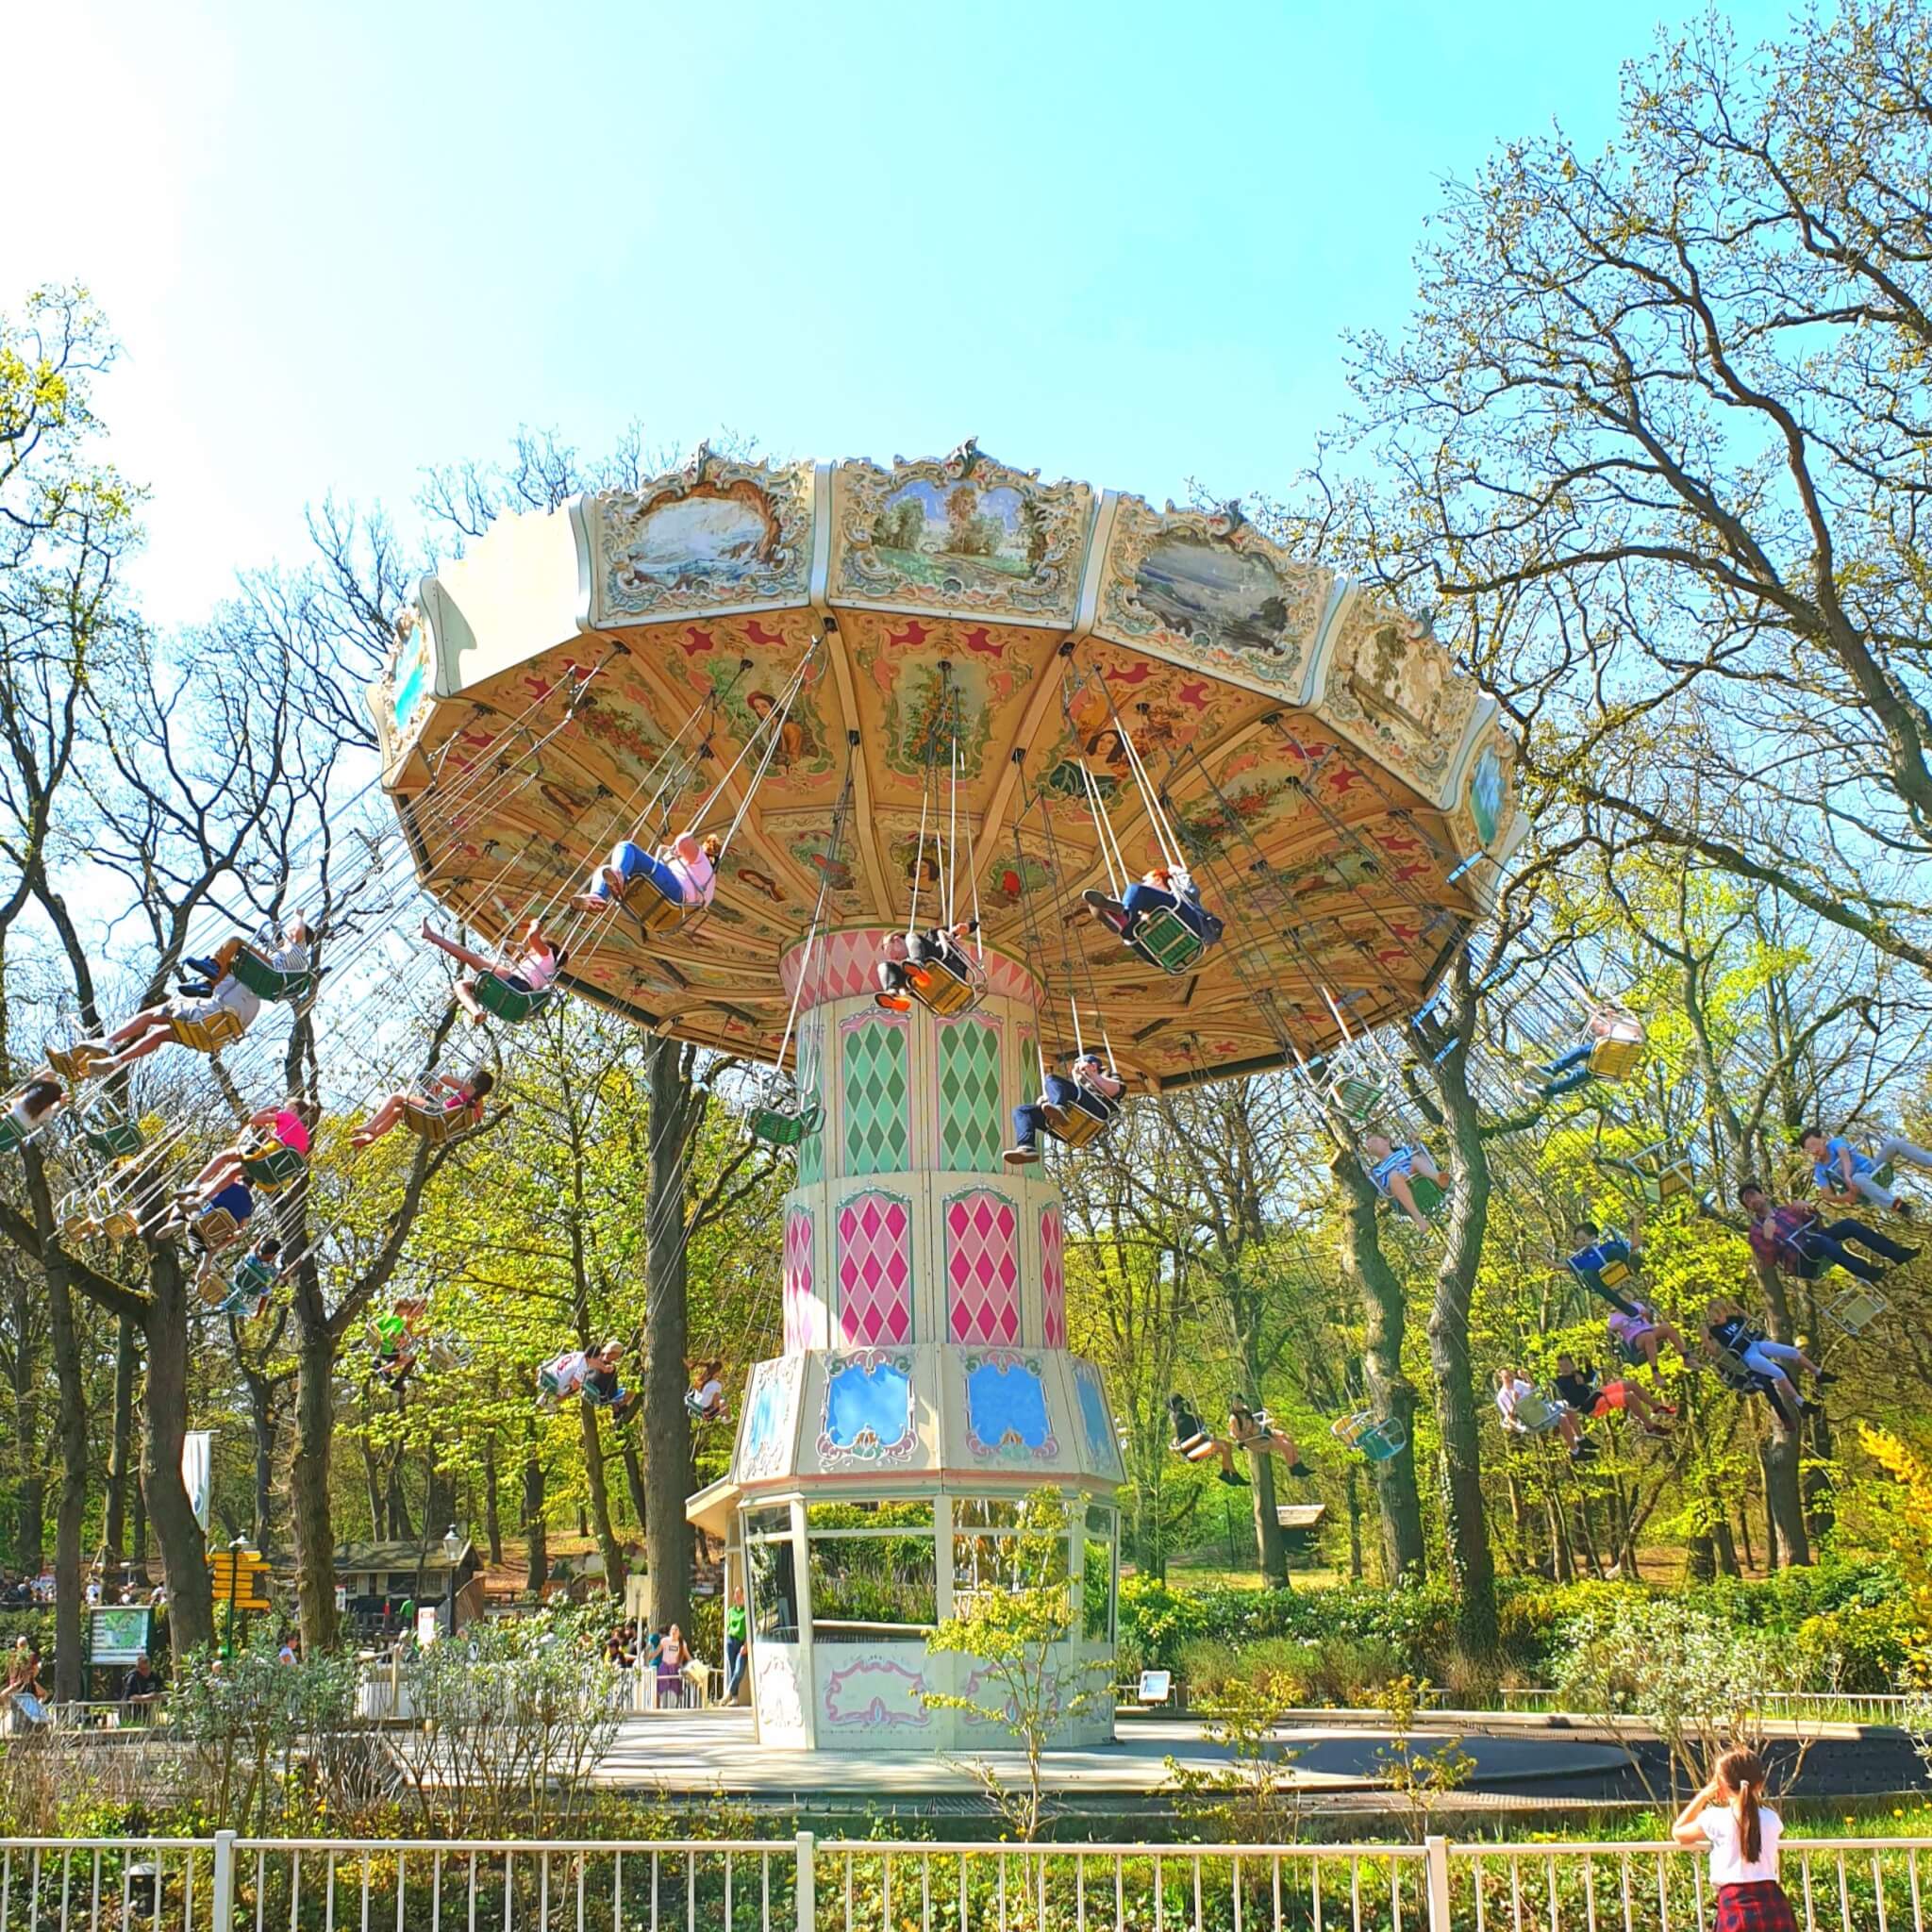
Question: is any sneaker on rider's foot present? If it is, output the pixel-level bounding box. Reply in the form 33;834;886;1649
1003;1143;1040;1167
874;992;911;1012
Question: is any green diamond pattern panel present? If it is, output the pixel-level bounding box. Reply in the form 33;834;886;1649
939;1019;1002;1172
798;1062;824;1186
842;1018;909;1176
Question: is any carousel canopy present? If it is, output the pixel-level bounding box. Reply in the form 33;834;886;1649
374;441;1523;1087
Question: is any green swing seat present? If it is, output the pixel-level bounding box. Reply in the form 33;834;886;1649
1331;1075;1386;1123
240;1142;307;1191
227;947;318;1005
472;973;556;1024
1128;906;1208;975
751;1101;824;1148
1332;1410;1407;1461
83;1117;145;1160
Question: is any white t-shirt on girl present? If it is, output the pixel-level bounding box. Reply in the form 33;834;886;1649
1702;1802;1782;1886
666;848;716;908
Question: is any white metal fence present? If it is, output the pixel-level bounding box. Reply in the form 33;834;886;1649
0;1833;1926;1932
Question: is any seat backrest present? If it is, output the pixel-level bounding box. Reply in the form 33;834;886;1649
1131;907;1206;974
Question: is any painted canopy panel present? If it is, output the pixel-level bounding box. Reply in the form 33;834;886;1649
374;446;1514;1081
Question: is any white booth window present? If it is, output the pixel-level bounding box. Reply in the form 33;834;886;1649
805;1500;936;1641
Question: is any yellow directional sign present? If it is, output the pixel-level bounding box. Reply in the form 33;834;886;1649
208;1550;274;1612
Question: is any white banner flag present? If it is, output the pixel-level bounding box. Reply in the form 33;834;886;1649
182;1430;212;1532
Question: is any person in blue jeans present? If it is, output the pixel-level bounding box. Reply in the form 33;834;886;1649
724;1585;749;1702
1082;862;1218;946
1797;1125;1932;1217
1006;1053;1125;1164
575;830;720;914
1736;1181;1918;1284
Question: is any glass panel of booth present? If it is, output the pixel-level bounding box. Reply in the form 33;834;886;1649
804;1499;939;1641
745;1507;800;1641
1082;1504;1118;1642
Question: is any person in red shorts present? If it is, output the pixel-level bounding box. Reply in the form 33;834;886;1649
1553;1354;1674;1437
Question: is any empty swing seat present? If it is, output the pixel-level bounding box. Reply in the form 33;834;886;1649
168;1007;247;1054
1332;1410;1407;1461
907;959;982;1018
83;1118;145;1160
1128;907;1207;975
226;948;318;1005
240;1142;308;1191
1825;1287;1887;1337
59;1192;101;1242
750;1101;823;1148
1331;1076;1386;1122
472;973;555;1024
1043;1098;1113;1149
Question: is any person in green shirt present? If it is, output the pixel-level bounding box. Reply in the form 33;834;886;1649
724;1585;749;1702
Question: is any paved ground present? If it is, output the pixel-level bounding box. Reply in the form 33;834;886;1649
593;1710;1631;1798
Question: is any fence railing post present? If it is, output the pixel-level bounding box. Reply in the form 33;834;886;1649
212;1831;237;1932
1424;1836;1451;1932
795;1832;816;1932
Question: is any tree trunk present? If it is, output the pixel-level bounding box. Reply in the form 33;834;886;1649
1245;1452;1288;1587
140;1246;213;1656
424;1444;455;1545
1426;1037;1500;1661
522;1441;548;1592
482;1432;504;1566
1333;1157;1425;1580
46;1262;88;1703
1748;1257;1811;1564
1713;1514;1741;1578
641;1038;695;1632
289;1308;340;1655
1344;1461;1363;1580
1686;1534;1716;1583
580;1405;628;1593
104;1316;138;1565
619;1433;651;1543
10;1276;43;1575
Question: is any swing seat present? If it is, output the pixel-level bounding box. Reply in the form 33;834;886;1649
99;1202;140;1241
1824;1286;1888;1337
1330;1076;1385;1122
750;1102;823;1147
1585;1037;1644;1080
472;973;555;1024
197;1270;230;1308
192;1206;242;1252
1042;1099;1112;1150
1127;906;1207;975
906;958;982;1019
0;1119;26;1157
426;1338;469;1371
402;1100;475;1146
1331;1410;1407;1460
1708;1347;1763;1396
239;1142;307;1191
1507;1392;1563;1435
1383;1172;1449;1220
625;883;702;941
1644;1158;1697;1207
82;1118;144;1161
1593;1255;1633;1292
45;1041;110;1083
168;1007;246;1055
59;1192;102;1242
226;947;318;1005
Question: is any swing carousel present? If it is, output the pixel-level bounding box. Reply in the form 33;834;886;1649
372;441;1522;1749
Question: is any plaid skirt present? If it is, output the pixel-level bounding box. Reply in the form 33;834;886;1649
1714;1883;1797;1932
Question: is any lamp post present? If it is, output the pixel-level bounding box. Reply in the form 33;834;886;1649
226;1535;246;1659
441;1524;461;1640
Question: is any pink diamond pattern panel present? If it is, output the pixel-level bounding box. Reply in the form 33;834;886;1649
1040;1205;1066;1349
946;1190;1020;1344
782;1208;823;1354
838;1191;913;1346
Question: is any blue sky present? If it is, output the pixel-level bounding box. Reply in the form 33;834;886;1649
8;0;1790;628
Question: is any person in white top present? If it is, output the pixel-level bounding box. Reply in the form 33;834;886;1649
1492;1368;1596;1459
1672;1747;1794;1932
419;918;568;1024
1;1078;64;1151
575;831;720;915
685;1357;726;1422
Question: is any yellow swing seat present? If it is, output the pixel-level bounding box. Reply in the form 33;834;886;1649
168;1006;247;1054
907;957;983;1019
625;883;704;942
59;1191;103;1242
1584;1008;1646;1081
1042;1098;1112;1150
192;1205;242;1252
402;1098;476;1146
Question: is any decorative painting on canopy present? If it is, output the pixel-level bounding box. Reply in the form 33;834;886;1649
831;443;1095;622
590;451;814;622
1096;498;1334;693
668;654;837;795
1318;593;1479;797
818;1350;918;1468
962;1350;1058;1463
